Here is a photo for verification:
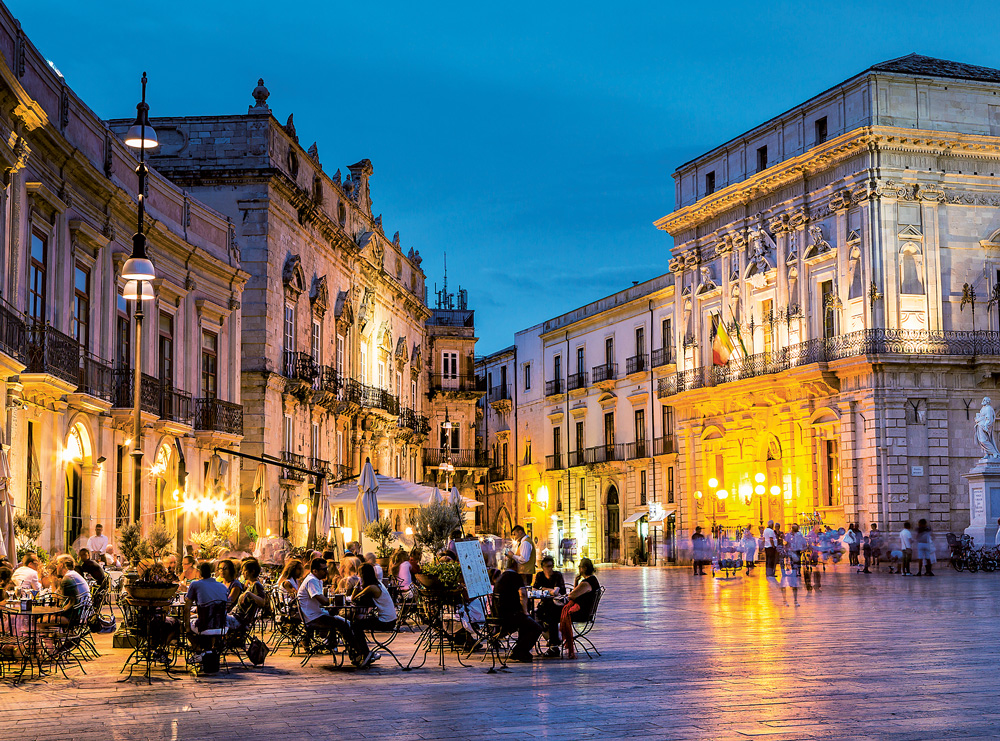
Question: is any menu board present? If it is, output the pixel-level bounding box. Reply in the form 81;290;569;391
455;540;493;599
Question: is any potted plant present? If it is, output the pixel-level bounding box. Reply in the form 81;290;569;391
188;530;221;560
409;500;462;554
364;517;395;568
118;522;147;572
416;561;463;596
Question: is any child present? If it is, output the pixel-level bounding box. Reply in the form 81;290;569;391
860;536;872;574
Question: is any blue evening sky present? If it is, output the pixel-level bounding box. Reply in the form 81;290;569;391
12;1;1000;353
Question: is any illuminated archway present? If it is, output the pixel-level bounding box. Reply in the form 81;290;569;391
62;420;93;551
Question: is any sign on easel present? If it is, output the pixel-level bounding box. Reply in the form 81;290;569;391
455;540;493;599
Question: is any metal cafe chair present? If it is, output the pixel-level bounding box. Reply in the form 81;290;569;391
566;586;605;659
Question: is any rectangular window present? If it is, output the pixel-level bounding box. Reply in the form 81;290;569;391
815;116;828;145
283;414;293;452
73;264;90;349
116;444;128;527
634;408;646;443
667;466;675;504
575;421;584;456
283;305;295;354
604;412;615;448
553;354;561;381
117;295;131;369
579;477;586;510
440;422;459;451
605;337;614;366
640;470;647;506
576;347;585;374
28;231;47;323
705;170;715;195
762;298;773;357
201;330;218;398
553;426;561;463
396;371;402;400
662;317;672;362
158;312;174;387
337;430;344;465
662;405;675;435
442;351;458;379
825;439;840;507
756;145;768;173
360;343;368;383
377;360;385;389
524;440;532;465
821;279;836;339
523;363;531;391
311;422;320;459
311;320;321;365
635;326;645;356
336;335;345;376
411;380;417;410
557;480;563;510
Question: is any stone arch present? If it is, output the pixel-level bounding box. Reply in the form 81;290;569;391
494;504;513;537
701;424;725;442
756;431;782;463
809;407;840;426
899;241;925;295
62;418;94;552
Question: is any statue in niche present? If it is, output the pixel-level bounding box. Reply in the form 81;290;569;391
975;398;1000;459
899;242;925;295
698;265;717;293
803;224;831;258
848;245;864;299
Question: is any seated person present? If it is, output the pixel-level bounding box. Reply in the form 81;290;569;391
185;561;230;637
560;557;601;659
364;553;384;581
0;564;13;605
12;552;44;594
180;555;199;582
54;555;92;625
161;554;179;580
435;549;454;563
532;556;566;656
75;548;107;586
352;563;396;632
493;555;543;662
337;556;361;593
228;560;267;630
216;559;244;611
297;558;374;667
276;558;305;599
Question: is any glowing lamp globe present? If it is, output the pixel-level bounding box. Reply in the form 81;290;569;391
770;485;781;496
716;489;729;500
754;484;765;495
707;477;719;489
754;472;766;484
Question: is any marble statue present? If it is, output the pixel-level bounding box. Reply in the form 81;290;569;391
975;397;1000;459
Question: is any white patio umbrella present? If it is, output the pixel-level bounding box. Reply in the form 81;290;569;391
356;459;380;538
430;486;443;504
0;430;14;560
318;477;332;539
450;486;463;505
251;463;268;538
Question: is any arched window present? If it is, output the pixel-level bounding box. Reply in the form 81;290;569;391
899;242;924;295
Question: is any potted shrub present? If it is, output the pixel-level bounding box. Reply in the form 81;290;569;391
409;500;462;554
416;561;463;596
364;517;394;568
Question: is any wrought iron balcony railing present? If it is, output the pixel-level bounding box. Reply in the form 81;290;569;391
584;443;626;464
545;453;564;471
398;407;430;433
314;365;341;393
78;353;112;401
26;323;81;385
592;363;617;383
283;350;318;382
328;463;353;482
624;440;651;460
653;434;676;456
160;386;193;425
545;378;564;396
626;354;649;375
0;300;26;364
567;371;588;391
112;368;161;415
567;449;586;467
279;451;307;482
428;372;485;393
194;397;243;435
489;463;513;481
309;457;330;476
487;384;511;403
423;448;489;468
651;346;673;368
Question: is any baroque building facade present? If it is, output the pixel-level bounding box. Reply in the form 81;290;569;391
0;3;245;554
117;83;480;543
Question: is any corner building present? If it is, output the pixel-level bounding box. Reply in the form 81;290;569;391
656;54;1000;543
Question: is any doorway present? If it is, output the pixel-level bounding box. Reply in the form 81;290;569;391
65;463;83;550
605;486;620;562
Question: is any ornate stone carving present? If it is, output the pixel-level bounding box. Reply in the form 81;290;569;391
251;78;270;111
875;180;917;200
283;254;306;299
407;247;422;268
59;86;69;131
828;189;852;212
803;225;832;259
395;337;408;366
768;214;789;234
334;289;353;329
785;231;798;264
392;231;400;248
919;185;946;202
668;256;684;273
283;113;298;143
786;206;809;228
411;342;423;371
332;168;342;186
307;142;319;163
311;275;329;315
697;265;717;293
976;398;1000;459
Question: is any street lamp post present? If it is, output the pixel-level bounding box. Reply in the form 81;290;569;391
122;73;158;524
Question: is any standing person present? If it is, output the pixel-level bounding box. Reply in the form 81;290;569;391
762;520;777;578
860;536;872;574
691;526;708;576
509;525;536;585
741;526;757;574
847;524;862;566
899;521;913;576
915;519;935;576
87;524;109;558
869;524;882;571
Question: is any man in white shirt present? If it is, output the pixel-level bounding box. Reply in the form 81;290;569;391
899;521;913;575
762;520;777;577
509;525;536;585
297;558;374;667
87;524;109;559
12;552;44;594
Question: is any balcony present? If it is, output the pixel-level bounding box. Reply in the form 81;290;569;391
0;300;26;364
624;440;651;460
358;383;400;415
280;451;307;482
651;346;674;368
283;350;318;383
545;378;564;396
487;384;511;403
545;453;564;471
657;329;1000;398
567;449;586;467
626;354;649;375
315;365;341;394
26;323;81;385
160;386;193;425
328;463;353;482
428;372;485;394
567;371;588;391
423;448;489;468
398;407;430;434
78;353;112;401
112;368;161;415
194;397;243;436
309;457;330;476
653;434;676;456
592;363;617;384
490;463;513;481
584;443;626;465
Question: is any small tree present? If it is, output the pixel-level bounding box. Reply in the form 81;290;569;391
409;500;462;554
118;522;148;565
213;513;240;550
189;530;220;560
146;523;173;560
13;514;41;544
363;517;395;559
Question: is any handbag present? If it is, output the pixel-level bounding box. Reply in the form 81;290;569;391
247;636;270;666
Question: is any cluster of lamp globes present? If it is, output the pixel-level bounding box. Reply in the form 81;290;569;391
694;472;789;502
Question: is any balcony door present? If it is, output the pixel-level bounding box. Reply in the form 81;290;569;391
634;408;646;457
604;412;615;457
605;337;614;367
28;231;47;324
442;351;458;389
201;330;218;399
605;486;620;562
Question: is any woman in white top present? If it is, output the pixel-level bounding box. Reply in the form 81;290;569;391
354;563;397;631
364;553;384;581
276;559;304;599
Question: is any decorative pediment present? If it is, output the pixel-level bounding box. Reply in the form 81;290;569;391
411;342;423;372
847;229;862;244
378;321;392;355
395;337;408;364
897;224;922;240
283;254;306;299
597;390;617;408
355;230;385;270
357;288;375;337
785;231;799;264
334;289;353;328
310;275;329;315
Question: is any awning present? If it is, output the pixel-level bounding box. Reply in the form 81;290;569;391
649;509;676;526
328;474;481;509
622;510;648;527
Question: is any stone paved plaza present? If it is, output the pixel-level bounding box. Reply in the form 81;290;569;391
3;565;1000;740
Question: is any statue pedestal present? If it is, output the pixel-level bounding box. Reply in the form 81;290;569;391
963;458;1000;547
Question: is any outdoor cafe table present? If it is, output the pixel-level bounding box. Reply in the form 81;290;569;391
1;604;66;683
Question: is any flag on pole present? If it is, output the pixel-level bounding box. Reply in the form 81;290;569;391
728;306;749;358
712;318;735;366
